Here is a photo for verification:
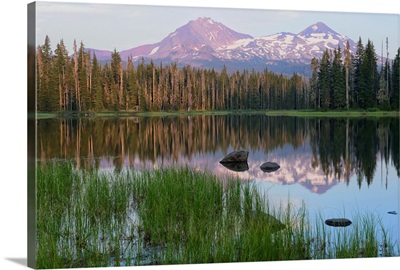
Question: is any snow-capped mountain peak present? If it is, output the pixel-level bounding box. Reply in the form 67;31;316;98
119;17;252;62
92;19;365;75
172;17;253;50
298;22;340;37
214;21;357;64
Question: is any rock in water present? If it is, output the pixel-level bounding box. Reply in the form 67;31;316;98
260;162;280;172
220;161;249;172
325;218;352;227
220;150;249;163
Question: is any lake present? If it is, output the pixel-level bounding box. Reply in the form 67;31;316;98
37;114;400;247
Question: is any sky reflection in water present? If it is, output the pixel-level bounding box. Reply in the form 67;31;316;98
37;115;400;246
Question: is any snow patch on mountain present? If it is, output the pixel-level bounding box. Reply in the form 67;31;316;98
149;46;159;55
212;22;358;63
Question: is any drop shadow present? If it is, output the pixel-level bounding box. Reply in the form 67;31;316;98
5;258;27;267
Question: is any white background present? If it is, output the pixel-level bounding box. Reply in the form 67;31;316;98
0;0;399;270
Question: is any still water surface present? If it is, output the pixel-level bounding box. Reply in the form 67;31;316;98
37;115;400;244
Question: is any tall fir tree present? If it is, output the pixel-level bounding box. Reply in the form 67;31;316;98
54;39;70;111
248;69;260;109
377;57;390;110
331;47;346;109
77;42;91;111
318;49;331;109
358;40;378;109
352;37;364;108
391;48;400;110
344;40;352;109
125;56;138;110
92;53;104;111
310;57;319;109
37;35;54;111
110;49;123;110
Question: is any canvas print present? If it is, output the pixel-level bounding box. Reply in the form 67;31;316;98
27;1;400;269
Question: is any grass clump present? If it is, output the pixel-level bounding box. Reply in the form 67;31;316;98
36;161;399;268
131;169;340;263
37;162;135;268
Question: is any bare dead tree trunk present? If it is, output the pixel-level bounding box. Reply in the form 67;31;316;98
73;40;80;111
187;71;192;111
152;64;156;110
59;75;62;111
201;70;206;111
117;62;122;109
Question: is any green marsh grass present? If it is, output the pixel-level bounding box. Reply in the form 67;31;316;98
37;161;399;268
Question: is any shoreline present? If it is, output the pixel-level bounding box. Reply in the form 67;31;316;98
35;110;400;119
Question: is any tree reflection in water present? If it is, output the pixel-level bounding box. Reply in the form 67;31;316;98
37;115;399;188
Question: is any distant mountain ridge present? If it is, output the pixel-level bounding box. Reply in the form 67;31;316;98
218;21;357;63
87;18;363;75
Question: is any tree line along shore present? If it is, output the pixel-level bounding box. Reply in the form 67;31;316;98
36;36;400;114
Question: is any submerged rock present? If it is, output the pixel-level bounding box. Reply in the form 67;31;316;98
325;218;352;227
220;161;249;172
220;150;249;163
260;162;280;172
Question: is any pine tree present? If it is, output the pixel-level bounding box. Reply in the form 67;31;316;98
358;40;378;109
219;66;229;110
318;49;331;109
110;49;122;110
78;42;90;111
377;50;390;110
344;40;351;109
332;47;346;109
261;68;271;110
54;39;70;111
125;56;137;110
201;69;206;110
186;65;193;111
352;37;364;108
37;35;53;111
310;57;319;109
377;72;389;109
289;73;301;110
92;53;104;111
162;63;171;111
136;58;146;111
248;69;260;109
102;64;112;110
391;48;400;110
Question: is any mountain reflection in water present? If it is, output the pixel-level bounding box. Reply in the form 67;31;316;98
37;115;399;194
37;114;400;246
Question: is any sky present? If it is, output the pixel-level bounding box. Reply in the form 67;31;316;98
35;0;400;57
0;1;399;270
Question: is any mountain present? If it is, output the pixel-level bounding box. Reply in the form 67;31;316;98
216;21;357;64
299;21;340;37
89;18;361;75
120;17;252;62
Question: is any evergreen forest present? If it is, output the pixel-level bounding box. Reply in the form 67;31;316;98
36;36;400;113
